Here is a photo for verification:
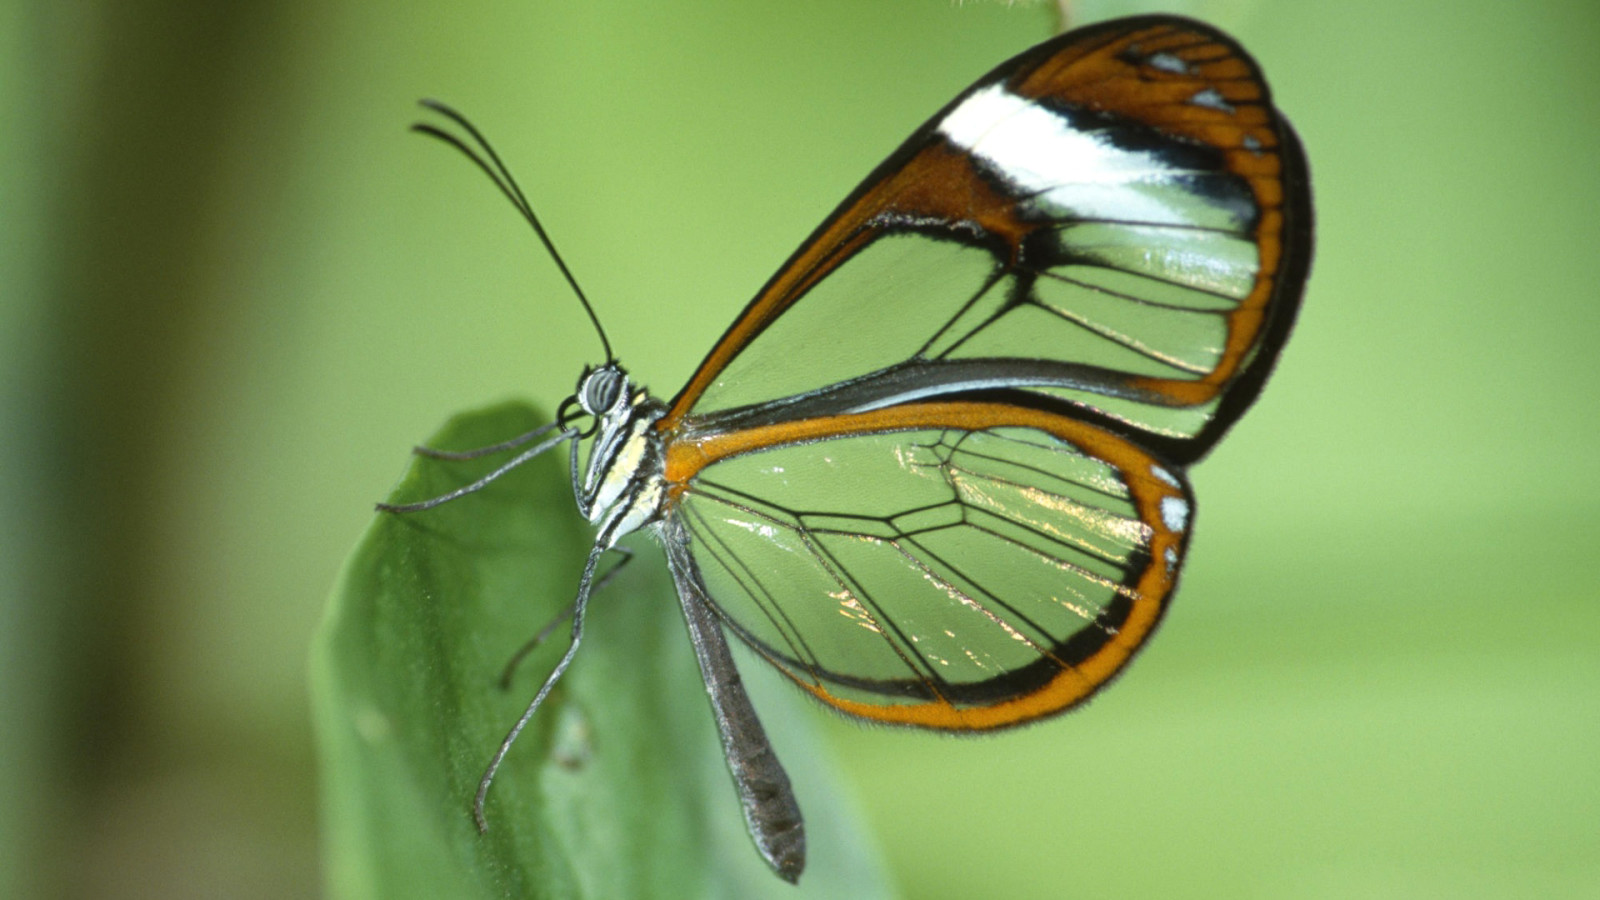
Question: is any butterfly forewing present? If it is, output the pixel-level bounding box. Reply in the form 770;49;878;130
662;401;1192;730
663;17;1310;463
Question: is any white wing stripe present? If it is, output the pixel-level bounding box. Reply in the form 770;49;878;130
937;84;1236;230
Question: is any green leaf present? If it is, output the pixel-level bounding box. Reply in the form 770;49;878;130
312;401;898;899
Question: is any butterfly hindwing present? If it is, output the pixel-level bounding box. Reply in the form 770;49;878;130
660;399;1192;730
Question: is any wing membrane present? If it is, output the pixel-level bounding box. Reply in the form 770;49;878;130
660;400;1192;730
663;16;1311;463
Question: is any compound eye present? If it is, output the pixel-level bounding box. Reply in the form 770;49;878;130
580;368;623;415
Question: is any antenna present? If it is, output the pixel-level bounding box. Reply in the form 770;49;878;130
412;99;615;363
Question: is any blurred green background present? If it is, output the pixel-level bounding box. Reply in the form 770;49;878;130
7;0;1598;897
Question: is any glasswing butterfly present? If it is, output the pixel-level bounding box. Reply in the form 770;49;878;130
383;14;1312;883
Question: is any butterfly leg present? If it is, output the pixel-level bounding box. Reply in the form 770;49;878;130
473;538;606;833
377;428;575;513
497;545;636;690
411;420;563;460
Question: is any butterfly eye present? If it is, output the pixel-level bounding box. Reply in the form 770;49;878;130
579;366;624;415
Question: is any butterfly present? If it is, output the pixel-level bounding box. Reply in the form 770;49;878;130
384;14;1312;884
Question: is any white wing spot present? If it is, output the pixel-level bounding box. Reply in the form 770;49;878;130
1146;51;1189;74
1190;87;1235;114
1160;495;1190;532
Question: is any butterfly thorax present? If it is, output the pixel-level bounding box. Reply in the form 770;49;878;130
573;364;668;547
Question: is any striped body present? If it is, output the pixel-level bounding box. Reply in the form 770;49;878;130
574;373;667;547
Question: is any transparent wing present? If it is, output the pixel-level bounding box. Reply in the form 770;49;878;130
659;399;1192;729
662;16;1311;464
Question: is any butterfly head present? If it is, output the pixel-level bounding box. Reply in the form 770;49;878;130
559;362;634;439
